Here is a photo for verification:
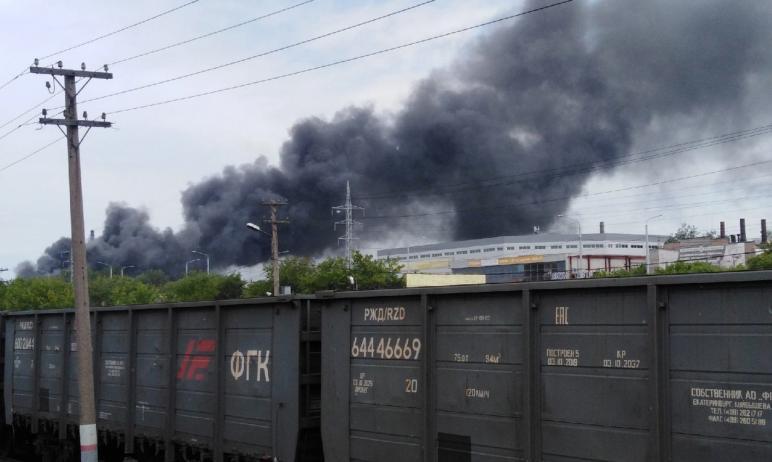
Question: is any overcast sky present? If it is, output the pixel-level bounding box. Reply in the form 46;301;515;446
1;0;770;278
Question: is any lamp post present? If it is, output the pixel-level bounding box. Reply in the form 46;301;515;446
192;250;210;274
246;222;278;295
185;258;201;276
558;214;582;277
120;265;136;277
644;214;663;274
95;261;112;278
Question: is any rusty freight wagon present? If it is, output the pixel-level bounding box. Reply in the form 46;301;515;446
2;298;321;462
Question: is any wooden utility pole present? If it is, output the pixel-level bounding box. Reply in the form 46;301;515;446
30;62;112;462
261;199;288;296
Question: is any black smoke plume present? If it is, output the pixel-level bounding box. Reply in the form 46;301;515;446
18;0;772;277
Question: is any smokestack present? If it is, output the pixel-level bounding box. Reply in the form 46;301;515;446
762;219;768;244
720;221;726;239
600;221;605;234
740;218;746;242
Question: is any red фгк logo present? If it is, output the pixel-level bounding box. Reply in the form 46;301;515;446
177;339;216;381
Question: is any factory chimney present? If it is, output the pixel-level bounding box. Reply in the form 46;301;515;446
599;221;605;234
720;221;726;239
762;219;768;244
740;218;746;242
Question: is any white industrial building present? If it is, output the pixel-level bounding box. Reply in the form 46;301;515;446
378;231;669;282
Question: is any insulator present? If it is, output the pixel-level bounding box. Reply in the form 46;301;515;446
45;81;51;89
81;62;86;71
103;64;109;72
57;61;63;68
33;58;39;66
82;111;88;119
101;112;106;121
42;109;47;117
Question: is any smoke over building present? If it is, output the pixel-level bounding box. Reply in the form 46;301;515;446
17;0;772;277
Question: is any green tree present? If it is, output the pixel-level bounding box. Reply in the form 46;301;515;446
666;223;718;243
89;275;160;307
266;257;319;294
351;252;404;290
161;272;245;302
0;277;74;310
136;269;170;286
243;279;273;298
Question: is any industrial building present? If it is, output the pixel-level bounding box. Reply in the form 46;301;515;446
378;226;669;282
650;218;768;270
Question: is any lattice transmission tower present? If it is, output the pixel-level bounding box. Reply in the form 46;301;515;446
332;181;364;269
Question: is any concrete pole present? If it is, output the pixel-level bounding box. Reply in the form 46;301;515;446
65;74;98;462
271;205;280;296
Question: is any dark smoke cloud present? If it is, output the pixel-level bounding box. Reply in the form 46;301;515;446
18;0;772;276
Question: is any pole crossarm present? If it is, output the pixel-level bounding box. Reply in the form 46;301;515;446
39;118;112;128
30;66;113;79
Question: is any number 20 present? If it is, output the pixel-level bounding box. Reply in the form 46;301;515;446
405;378;418;393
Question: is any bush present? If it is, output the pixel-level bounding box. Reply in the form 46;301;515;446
593;265;647;278
655;261;721;275
746;251;772;270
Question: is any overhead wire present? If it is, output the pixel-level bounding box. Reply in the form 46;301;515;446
79;0;438;106
0;0;202;97
37;0;202;62
0;138;64;174
0;91;61;132
108;0;316;66
95;0;575;114
356;158;772;220
355;123;772;201
0;65;32;94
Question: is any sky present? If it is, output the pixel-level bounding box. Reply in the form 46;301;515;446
0;0;770;279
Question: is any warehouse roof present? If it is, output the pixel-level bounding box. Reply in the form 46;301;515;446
378;232;669;256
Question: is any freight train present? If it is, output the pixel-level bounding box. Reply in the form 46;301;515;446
2;271;772;461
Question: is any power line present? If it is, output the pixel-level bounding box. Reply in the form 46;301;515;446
0;137;64;174
0;65;32;94
37;0;202;61
357;158;772;220
109;0;316;66
0;92;61;132
99;0;575;114
355;123;772;201
78;0;437;106
0;109;66;145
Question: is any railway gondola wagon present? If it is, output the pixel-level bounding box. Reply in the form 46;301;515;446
320;271;772;461
2;298;321;462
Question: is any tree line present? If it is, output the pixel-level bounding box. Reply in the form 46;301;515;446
0;252;403;311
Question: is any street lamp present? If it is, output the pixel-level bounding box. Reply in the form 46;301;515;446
120;265;136;277
246;222;270;236
246;222;279;296
558;214;582;277
192;250;210;274
644;214;663;275
95;261;112;278
185;258;201;276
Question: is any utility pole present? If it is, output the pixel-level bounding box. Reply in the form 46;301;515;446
332;181;364;269
262;199;289;296
31;61;112;462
